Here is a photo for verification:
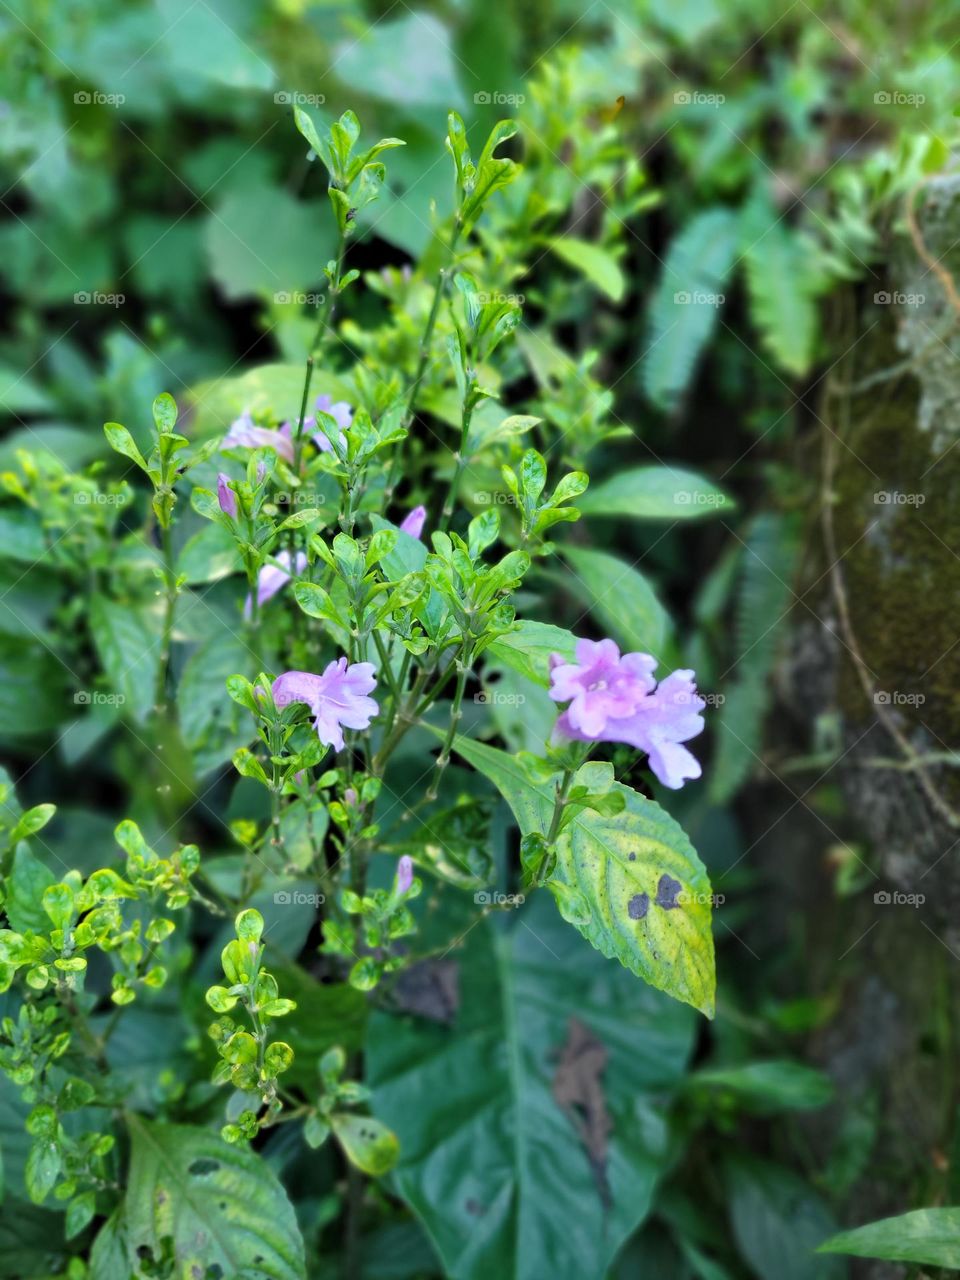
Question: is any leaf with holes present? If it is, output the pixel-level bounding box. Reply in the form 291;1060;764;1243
554;775;715;1017
121;1115;306;1279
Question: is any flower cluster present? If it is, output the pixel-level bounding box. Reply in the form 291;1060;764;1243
549;638;705;789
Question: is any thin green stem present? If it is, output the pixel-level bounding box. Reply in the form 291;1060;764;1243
425;646;471;802
154;521;177;714
384;220;462;509
546;768;575;845
293;230;348;474
439;385;476;531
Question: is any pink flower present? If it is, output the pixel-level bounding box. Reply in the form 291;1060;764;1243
395;855;414;895
550;640;706;789
244;550;307;620
217;473;238;518
398;505;427;539
272;659;378;752
548;638;656;737
310;394;353;454
222;410;294;464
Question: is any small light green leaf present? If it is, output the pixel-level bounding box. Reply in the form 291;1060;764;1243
103;423;147;472
330;1113;399;1177
10;803;56;844
818;1207;960;1267
549;237;626;302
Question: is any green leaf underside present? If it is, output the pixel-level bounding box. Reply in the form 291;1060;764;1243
367;892;696;1280
818;1207;960;1266
121;1116;306;1279
434;732;715;1016
486;620;577;687
562;544;669;656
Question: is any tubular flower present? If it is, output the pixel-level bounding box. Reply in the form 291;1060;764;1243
398;505;427;539
549;639;706;789
243;550;307;620
217;472;238;518
272;659;378;752
222;410;294;463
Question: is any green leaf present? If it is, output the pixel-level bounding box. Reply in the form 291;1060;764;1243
563;546;669;654
726;1157;844;1280
486;620;577;687
0;510;46;564
178;630;253;775
818;1207;960;1267
578;466;734;520
433;731;555;835
6;845;56;934
330;1113;399;1177
89;596;161;724
549;237;626;302
554;777;715;1016
177;524;242;584
271;963;367;1089
9;803;56;844
742;200;822;376
103;422;148;472
25;1138;61;1203
122;1115;306;1279
643;207;738;410
367;892;697;1280
691;1061;834;1112
334;14;465;109
205;187;333;302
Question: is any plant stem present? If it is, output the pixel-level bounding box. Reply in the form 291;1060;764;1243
293;230;348;474
384;220;462;509
426;645;471;801
546;768;575;845
154;520;177;715
439;386;476;531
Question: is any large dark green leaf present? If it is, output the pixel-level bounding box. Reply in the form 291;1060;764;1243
726;1157;844;1280
367;893;696;1280
121;1116;306;1279
89;596;161;724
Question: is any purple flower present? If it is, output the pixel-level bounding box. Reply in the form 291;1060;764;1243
244;550;307;620
272;659;378;752
395;855;414;895
311;394;353;454
217;473;238;518
399;505;427;539
549;640;706;789
222;410;294;464
548;638;656;737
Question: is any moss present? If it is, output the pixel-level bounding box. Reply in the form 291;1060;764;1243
832;323;960;747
